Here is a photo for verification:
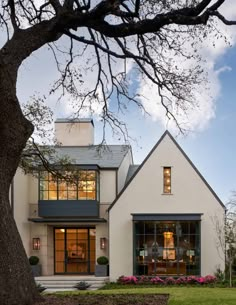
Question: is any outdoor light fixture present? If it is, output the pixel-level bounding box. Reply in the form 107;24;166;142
32;238;40;250
100;237;106;250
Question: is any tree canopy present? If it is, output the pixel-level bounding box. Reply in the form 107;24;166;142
2;1;236;135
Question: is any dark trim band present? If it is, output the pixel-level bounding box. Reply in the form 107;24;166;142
131;213;203;221
28;218;107;223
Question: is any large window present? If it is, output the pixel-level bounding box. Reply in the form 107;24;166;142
134;221;200;276
39;170;98;200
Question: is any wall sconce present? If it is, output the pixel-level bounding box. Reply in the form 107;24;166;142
32;238;40;250
100;237;106;250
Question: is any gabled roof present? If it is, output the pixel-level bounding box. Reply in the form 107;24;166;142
55;118;94;126
109;130;225;211
54;145;131;168
125;165;139;184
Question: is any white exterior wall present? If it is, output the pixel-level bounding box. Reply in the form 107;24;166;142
14;167;117;274
13;169;31;256
13;170;49;271
109;134;225;281
55;121;94;146
97;170;117;259
30;223;51;274
28;176;39;218
29;176;38;204
117;150;133;194
100;170;116;203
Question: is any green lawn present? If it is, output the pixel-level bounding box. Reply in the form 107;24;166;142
98;287;236;305
152;287;236;305
57;287;236;305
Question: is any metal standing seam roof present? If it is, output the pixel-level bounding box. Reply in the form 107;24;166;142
53;145;131;168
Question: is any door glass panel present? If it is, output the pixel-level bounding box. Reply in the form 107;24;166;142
55;228;96;274
89;229;96;273
67;229;87;273
55;229;65;273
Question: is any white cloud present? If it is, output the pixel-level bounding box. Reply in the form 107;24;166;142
136;2;236;135
215;66;232;75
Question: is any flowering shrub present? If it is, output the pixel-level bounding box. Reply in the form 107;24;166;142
117;275;138;284
175;276;187;285
138;275;151;284
117;275;217;286
165;277;176;285
204;275;217;284
150;276;165;285
186;275;199;284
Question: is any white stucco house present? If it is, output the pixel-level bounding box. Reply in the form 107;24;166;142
12;119;225;281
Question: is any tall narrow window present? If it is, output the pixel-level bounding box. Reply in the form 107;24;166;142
163;167;171;194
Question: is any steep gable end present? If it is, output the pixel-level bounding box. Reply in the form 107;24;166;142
109;130;225;211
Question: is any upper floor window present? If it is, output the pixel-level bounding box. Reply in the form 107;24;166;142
163;167;171;194
39;170;98;200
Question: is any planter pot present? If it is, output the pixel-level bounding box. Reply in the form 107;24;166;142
95;265;109;277
31;265;42;277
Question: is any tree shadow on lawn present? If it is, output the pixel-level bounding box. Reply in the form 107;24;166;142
34;293;169;305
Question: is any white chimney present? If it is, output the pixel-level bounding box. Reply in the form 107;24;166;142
55;118;94;146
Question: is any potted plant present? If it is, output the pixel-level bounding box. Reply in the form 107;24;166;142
74;281;90;290
95;256;109;277
29;256;42;277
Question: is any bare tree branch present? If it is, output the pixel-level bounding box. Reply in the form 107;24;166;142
210;11;236;25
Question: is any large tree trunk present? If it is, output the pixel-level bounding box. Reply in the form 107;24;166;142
0;58;40;305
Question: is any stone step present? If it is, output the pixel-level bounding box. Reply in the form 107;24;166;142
36;282;105;288
35;276;109;291
35;276;108;281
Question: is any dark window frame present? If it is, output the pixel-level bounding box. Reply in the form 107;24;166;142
133;220;201;276
39;170;99;201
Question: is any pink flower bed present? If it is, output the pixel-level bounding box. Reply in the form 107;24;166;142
117;275;217;286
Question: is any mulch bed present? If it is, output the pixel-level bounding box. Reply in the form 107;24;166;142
34;293;169;305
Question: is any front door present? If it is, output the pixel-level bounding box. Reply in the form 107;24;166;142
54;228;96;274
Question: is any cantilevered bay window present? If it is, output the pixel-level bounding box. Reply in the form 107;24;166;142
39;170;98;201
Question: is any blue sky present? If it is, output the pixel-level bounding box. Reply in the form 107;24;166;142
91;54;236;204
112;45;236;204
91;40;236;204
16;1;236;204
